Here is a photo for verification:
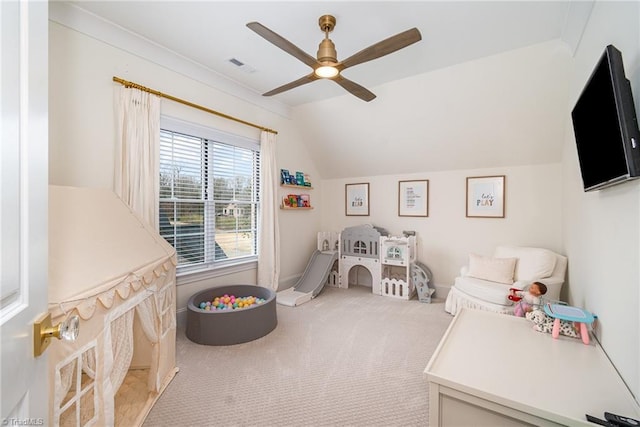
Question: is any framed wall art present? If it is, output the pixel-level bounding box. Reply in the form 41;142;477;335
466;175;505;218
398;180;429;217
345;183;370;216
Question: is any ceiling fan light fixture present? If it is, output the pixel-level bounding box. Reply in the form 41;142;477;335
315;64;339;78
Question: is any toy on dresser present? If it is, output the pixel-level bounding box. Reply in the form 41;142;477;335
509;281;548;317
526;309;580;338
543;303;596;345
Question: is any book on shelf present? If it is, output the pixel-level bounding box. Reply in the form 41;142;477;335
282;194;311;208
280;169;290;184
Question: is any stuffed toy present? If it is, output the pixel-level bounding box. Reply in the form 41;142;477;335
525;309;580;338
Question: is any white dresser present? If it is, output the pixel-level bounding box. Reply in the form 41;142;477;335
425;308;640;426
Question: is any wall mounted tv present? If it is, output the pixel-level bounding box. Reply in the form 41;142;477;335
571;44;640;192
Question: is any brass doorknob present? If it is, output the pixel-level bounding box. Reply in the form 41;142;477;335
34;312;79;357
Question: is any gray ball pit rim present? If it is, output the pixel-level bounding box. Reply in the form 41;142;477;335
186;284;277;346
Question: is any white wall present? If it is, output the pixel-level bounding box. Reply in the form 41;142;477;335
561;1;640;401
320;163;563;295
49;21;288;189
293;40;571;178
48;22;321;310
307;40;569;295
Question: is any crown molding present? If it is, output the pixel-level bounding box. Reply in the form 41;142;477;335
49;1;291;119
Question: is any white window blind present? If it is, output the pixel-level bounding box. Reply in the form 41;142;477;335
159;122;260;271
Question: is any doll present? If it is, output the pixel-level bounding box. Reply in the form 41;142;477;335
512;281;547;317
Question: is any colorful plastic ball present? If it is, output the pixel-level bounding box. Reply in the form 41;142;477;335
201;294;269;310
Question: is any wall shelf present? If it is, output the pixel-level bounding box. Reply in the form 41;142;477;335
281;171;313;209
281;184;313;190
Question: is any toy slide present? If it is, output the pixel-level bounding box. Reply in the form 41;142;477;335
277;250;338;307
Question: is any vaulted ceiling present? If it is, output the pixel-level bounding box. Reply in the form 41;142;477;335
61;1;580;108
54;1;592;178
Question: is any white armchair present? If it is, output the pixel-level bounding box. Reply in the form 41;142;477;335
444;246;567;316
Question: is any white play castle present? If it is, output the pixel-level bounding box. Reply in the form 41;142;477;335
318;224;430;301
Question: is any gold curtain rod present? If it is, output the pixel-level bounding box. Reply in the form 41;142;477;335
112;76;278;135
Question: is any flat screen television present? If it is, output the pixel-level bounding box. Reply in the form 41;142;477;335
571;44;640;191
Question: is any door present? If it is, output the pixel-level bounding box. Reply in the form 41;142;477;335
1;0;49;423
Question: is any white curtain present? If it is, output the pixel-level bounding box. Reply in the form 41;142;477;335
108;309;135;394
257;131;280;290
114;86;161;228
82;346;97;379
136;295;160;392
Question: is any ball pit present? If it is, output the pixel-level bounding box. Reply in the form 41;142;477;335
186;285;277;346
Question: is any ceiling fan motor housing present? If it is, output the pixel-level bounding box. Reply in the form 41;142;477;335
317;38;337;64
317;15;338;64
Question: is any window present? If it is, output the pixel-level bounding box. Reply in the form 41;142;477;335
353;240;367;255
159;118;260;273
387;247;402;259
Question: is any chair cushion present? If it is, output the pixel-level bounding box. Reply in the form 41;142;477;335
467;253;516;284
494;246;557;281
454;275;513;306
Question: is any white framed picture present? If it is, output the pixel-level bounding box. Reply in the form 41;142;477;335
398;180;429;217
345;183;370;216
466;175;505;218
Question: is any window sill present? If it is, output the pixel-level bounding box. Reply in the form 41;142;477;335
176;259;257;286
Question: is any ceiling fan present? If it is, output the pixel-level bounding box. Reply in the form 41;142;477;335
246;15;422;102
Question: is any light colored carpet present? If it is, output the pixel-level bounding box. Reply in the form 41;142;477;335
144;285;453;427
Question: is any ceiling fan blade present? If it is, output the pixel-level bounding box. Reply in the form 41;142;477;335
339;28;422;70
263;73;320;97
247;22;318;69
333;75;376;102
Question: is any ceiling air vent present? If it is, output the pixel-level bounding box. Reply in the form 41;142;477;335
227;58;256;73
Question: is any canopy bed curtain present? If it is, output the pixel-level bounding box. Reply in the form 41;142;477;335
258;130;281;291
114;85;161;228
